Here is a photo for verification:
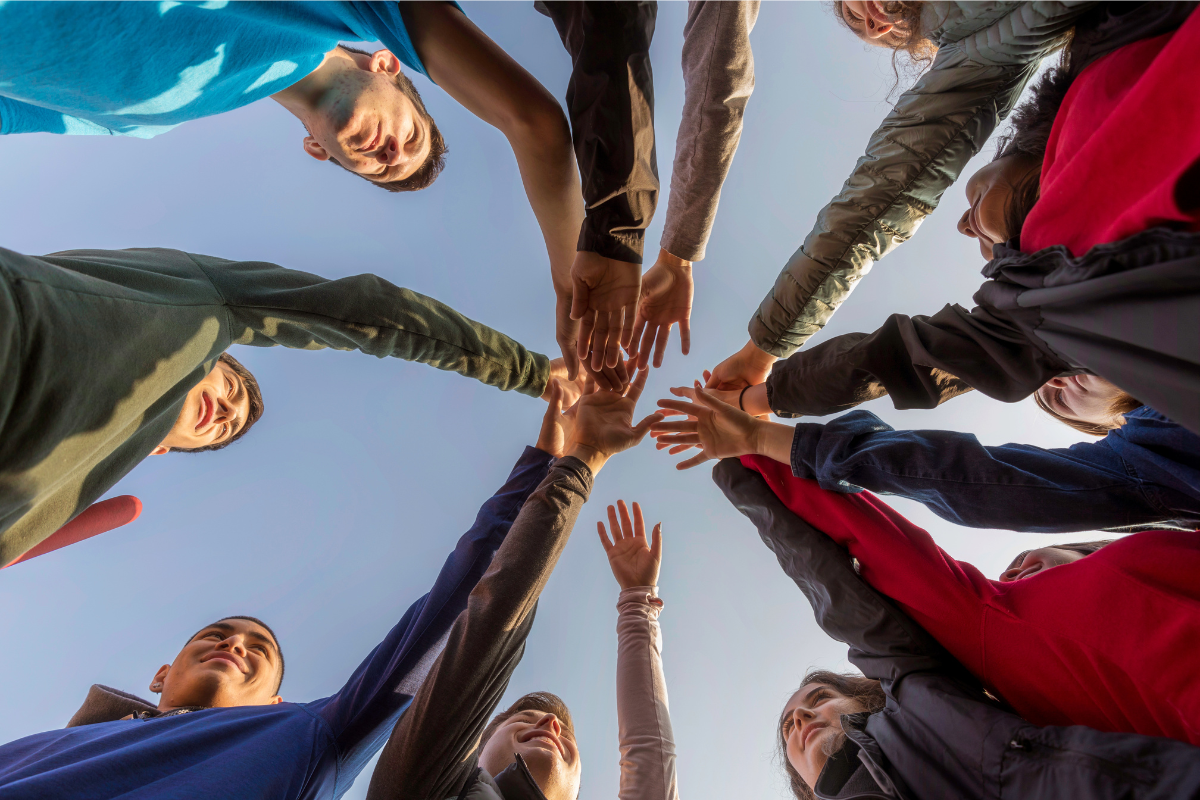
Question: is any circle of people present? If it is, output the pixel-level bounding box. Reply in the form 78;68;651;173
1;2;1198;799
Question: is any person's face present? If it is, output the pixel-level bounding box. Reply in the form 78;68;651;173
479;710;582;800
1000;547;1087;582
1036;374;1126;428
957;156;1038;260
152;360;250;454
300;50;432;183
782;684;866;791
839;1;907;46
151;619;282;710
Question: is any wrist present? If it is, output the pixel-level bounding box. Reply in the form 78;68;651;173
744;339;778;370
657;248;692;271
755;420;796;466
742;384;771;417
565;444;608;475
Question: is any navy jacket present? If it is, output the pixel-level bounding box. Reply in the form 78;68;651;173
787;407;1200;533
0;447;554;800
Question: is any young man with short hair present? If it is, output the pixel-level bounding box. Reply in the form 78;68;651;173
0;244;571;568
0;383;583;798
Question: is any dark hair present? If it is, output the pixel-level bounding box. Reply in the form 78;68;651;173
778;670;886;800
1005;540;1115;573
332;45;448;193
1033;385;1143;437
175;352;265;454
479;692;575;753
187;615;285;693
830;1;937;93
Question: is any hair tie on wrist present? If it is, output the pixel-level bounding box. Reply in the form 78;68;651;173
739;385;750;412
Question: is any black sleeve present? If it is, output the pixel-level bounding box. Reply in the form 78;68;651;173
712;458;972;686
365;458;594;800
765;302;1069;418
537;1;659;264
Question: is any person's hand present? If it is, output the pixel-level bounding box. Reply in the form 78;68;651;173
570;251;642;372
555;289;583;382
597;499;662;590
705;339;778;391
565;362;663;474
651;383;765;469
543;358;589;408
580;355;631;394
535;380;579;459
630;249;693;370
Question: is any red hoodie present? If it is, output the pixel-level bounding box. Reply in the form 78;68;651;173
742;454;1200;745
1021;8;1200;255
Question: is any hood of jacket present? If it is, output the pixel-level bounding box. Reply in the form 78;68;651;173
67;684;158;728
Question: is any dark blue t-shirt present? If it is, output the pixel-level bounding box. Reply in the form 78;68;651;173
0;1;434;138
0;448;553;800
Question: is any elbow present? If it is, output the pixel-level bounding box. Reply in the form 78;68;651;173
505;93;572;156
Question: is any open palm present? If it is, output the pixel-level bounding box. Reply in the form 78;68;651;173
598;499;662;590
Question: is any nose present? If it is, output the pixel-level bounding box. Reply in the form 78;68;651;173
377;135;401;166
863;18;893;38
1045;376;1069;389
957;210;975;238
218;634;248;657
213;395;241;426
535;714;562;736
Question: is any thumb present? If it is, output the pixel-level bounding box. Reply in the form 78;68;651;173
632;411;666;439
570;275;590;321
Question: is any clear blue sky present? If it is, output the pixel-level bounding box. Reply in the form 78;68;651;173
0;4;1089;798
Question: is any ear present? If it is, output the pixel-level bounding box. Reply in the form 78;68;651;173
149;445;170;456
369;49;402;76
302;135;331;161
150;664;170;694
268;695;283;705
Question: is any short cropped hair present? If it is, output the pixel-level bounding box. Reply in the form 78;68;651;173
176;352;265;454
333;45;448;192
479;692;575;753
1005;540;1115;573
187;615;285;694
778;670;886;800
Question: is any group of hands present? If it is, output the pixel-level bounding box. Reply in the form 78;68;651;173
534;349;795;591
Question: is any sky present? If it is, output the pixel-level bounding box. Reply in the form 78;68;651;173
0;4;1097;799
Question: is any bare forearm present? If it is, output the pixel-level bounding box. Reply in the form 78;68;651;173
753;420;795;466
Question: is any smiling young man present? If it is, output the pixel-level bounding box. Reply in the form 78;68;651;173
0;243;568;569
0;397;573;799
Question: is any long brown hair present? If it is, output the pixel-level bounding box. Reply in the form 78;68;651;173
1033;387;1143;437
829;1;937;93
1005;540;1115;573
777;670;886;800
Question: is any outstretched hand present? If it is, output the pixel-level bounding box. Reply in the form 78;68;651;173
566;361;663;474
536;379;578;459
651;382;763;470
570;251;642;373
630;250;693;370
705;338;778;391
598;500;662;590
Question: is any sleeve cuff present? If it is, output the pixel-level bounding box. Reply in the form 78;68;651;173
790;423;823;480
617;586;663;611
578;225;646;265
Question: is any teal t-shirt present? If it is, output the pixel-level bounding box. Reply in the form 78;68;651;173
0;1;434;139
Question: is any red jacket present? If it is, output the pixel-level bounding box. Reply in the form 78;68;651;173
742;454;1200;745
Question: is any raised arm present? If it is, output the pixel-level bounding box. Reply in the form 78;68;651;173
193;252;552;398
598;501;678;800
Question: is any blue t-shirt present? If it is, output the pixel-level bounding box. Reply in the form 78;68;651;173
0;448;553;800
0;1;434;139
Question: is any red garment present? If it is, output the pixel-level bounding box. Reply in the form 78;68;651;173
742;454;1200;745
1021;9;1200;256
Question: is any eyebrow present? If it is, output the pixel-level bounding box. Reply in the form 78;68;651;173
197;622;277;656
227;373;247;440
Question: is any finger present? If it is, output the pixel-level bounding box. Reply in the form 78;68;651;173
668;443;699;455
626;365;651;403
597;520;614;551
656;433;701;446
620;300;636;351
607;504;623;543
630;311;649;364
632;501;645;541
677;451;713;470
577;310;596;362
648;420;700;433
590;313;612;372
652;323;671;369
702;370;712;384
564;349;579;382
604;311;624;369
570;277;589;321
586;361;615;392
650;523;662;561
694;385;732;410
636;321;657;371
617;499;633;539
679;318;691;357
657;398;705;416
703;368;725;389
631;411;666;439
613;357;631;391
669;385;698;401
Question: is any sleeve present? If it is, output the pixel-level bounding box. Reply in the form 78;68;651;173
788;410;1170;533
0;98;115;135
365;457;595;800
749;50;1043;356
711;457;964;685
304;447;554;795
537;1;659;264
614;587;678;800
740;455;992;677
189;253;551;398
764;303;1068;418
659;0;759;262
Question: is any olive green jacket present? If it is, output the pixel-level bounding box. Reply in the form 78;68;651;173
0;247;549;566
750;1;1094;356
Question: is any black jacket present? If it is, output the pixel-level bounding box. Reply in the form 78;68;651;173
766;228;1200;436
713;457;1200;800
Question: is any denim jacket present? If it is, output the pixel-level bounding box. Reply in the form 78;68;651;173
787;407;1200;533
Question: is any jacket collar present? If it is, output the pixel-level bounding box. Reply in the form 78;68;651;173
812;713;905;800
492;755;550;800
66;684;159;727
